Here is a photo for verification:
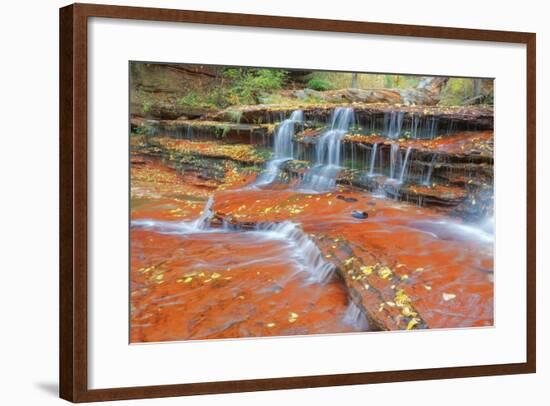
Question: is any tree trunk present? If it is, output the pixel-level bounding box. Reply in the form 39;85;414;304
351;73;358;88
473;79;482;97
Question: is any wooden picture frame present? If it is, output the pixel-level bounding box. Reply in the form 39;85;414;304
59;3;536;402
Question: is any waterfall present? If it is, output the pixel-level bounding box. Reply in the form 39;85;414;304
398;146;412;184
132;197;216;234
316;107;354;165
423;154;437;185
300;107;354;191
389;143;400;179
429;117;438;139
411;114;419;139
254;110;303;187
254;221;336;283
190;197;214;230
132;203;337;284
274;110;303;158
368;143;378;176
343;300;369;330
385;111;404;139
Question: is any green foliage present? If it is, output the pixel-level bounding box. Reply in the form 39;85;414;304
176;91;202;107
142;99;153;114
255;148;273;161
307;78;331;91
224;68;287;104
383;75;421;89
133;123;154;136
214;125;231;138
172;68;288;108
306;72;385;90
438;78;485;106
176;89;229;109
226;109;243;123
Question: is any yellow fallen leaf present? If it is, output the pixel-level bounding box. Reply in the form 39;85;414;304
406;318;419;330
424;284;432;291
378;266;392;279
402;306;416;317
344;257;356;266
183;277;193;284
360;265;374;275
266;323;276;328
288;312;299;323
211;272;221;279
394;289;410;307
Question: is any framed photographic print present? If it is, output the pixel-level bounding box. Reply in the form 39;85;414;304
59;3;536;402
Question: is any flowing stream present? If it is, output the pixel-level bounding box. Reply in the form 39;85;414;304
131;192;369;341
399;146;413;184
133;198;336;285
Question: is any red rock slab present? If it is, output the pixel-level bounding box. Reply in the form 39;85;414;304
213;187;493;331
344;131;494;158
130;228;361;343
131;157;254;222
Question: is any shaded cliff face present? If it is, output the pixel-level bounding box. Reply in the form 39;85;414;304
129;64;494;342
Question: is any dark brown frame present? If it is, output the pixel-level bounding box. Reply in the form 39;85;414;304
59;3;536;402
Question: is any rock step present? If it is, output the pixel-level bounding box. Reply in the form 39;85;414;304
130;117;272;145
207;103;493;129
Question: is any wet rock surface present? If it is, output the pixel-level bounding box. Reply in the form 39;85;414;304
130;103;494;342
211;188;493;331
130;160;365;342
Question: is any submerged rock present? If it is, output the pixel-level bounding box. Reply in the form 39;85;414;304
337;195;358;203
352;210;368;219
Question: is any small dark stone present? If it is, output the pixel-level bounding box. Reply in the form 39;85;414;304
337;195;358;203
352;210;368;219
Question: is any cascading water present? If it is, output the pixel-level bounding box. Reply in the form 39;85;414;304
254;221;336;284
300;107;354;191
254;110;303;187
423;154;437;185
385;111;405;139
133;198;335;284
398;146;412;184
410;114;420;139
132;197;215;234
368;143;378;176
190;197;214;230
389;143;400;180
343;300;370;330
